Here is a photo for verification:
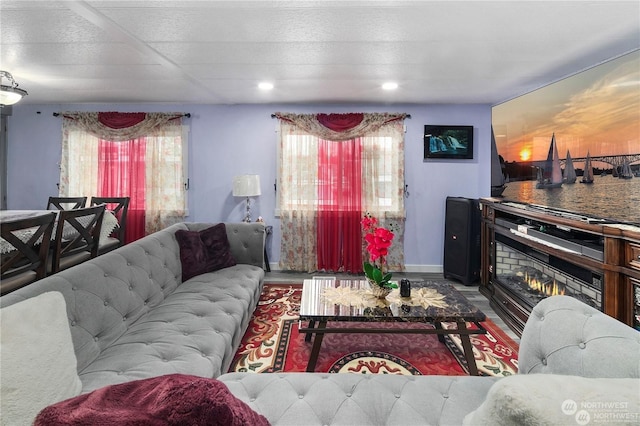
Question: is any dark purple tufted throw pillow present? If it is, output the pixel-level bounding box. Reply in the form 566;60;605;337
175;224;237;281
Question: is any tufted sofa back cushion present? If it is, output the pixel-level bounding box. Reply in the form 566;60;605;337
518;295;640;378
1;223;189;371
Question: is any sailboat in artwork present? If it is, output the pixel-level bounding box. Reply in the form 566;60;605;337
581;151;594;184
490;126;506;197
619;159;634;179
536;133;563;189
563;150;577;184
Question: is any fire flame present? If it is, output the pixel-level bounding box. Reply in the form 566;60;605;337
525;271;566;297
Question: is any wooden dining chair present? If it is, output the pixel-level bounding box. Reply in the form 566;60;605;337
1;212;57;296
50;204;106;274
90;196;130;254
47;196;88;210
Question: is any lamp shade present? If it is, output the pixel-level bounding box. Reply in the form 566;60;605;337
233;175;261;197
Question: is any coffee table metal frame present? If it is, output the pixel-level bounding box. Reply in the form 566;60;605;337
298;278;487;376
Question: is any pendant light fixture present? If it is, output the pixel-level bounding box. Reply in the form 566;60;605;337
0;71;28;106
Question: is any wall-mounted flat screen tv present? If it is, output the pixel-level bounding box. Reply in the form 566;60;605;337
424;125;474;159
492;49;639;225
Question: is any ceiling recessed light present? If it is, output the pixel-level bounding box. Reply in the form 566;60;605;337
258;82;274;90
382;82;398;90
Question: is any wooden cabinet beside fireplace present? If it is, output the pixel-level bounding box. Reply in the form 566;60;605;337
479;198;640;336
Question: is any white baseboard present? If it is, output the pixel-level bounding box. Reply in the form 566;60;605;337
404;264;444;274
267;263;443;274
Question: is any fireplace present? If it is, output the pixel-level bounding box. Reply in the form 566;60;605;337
494;234;602;311
481;198;640;336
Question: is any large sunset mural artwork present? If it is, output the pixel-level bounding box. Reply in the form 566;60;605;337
491;49;640;224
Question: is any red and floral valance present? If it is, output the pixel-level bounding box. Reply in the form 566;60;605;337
273;112;408;141
59;112;185;141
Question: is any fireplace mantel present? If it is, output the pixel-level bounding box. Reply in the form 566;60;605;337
479;198;640;336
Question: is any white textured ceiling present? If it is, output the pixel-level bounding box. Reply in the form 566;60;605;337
1;0;639;105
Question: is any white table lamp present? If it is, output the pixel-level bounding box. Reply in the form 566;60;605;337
233;175;261;222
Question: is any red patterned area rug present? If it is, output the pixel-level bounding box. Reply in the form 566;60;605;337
230;284;519;376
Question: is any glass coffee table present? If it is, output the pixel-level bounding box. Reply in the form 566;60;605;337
299;278;487;375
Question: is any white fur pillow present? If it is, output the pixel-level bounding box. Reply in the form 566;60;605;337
463;374;640;426
1;292;82;426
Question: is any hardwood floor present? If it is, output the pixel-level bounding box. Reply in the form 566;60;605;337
264;270;521;343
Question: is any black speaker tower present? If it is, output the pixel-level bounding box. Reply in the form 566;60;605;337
443;196;481;285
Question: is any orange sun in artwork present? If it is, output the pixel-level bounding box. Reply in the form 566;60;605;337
519;148;532;161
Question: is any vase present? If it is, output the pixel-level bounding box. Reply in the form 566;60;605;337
367;278;392;299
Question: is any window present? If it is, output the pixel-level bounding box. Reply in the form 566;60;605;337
59;112;188;241
275;112;406;273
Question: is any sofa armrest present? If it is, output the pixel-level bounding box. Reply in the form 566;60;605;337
518;295;640;378
223;222;265;268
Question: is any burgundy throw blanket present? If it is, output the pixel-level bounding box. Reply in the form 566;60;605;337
34;374;270;426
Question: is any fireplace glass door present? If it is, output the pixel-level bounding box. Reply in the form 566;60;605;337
494;235;602;310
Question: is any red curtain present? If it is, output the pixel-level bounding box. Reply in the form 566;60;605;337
316;113;363;132
316;138;362;273
98;112;146;129
98;138;146;243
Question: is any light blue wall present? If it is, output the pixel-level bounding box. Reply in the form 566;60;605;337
5;103;491;271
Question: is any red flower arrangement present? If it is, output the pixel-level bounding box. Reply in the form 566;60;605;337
362;213;397;290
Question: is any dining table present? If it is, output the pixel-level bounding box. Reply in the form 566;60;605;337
0;209;119;254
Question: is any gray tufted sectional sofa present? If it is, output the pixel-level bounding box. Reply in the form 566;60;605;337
1;222;266;394
217;295;640;425
2;221;639;425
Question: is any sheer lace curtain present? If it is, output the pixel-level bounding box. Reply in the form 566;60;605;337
59;112;186;240
276;112;407;272
278;126;320;271
361;124;406;271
